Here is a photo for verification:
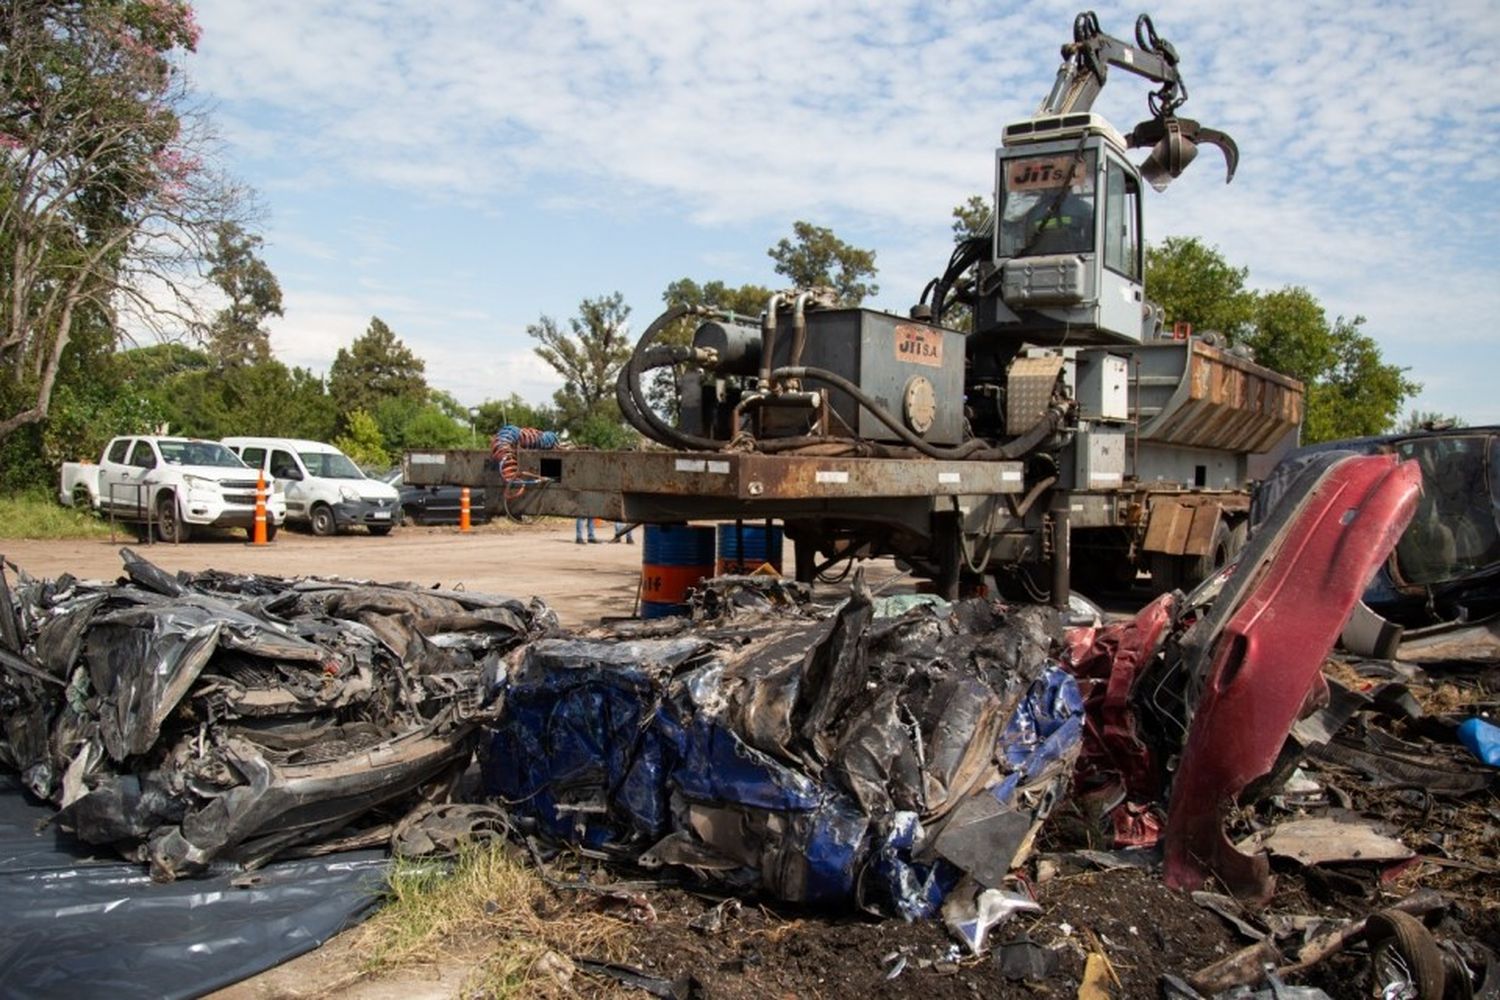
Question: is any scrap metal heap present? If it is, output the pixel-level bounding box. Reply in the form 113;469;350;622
0;549;551;880
0;449;1497;994
484;578;1084;932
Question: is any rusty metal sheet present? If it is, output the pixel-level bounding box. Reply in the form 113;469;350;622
1143;500;1193;555
1138;341;1304;454
1183;504;1222;558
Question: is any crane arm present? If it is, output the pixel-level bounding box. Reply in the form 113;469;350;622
1038;12;1186;117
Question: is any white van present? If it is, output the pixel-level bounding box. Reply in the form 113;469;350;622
222;437;399;536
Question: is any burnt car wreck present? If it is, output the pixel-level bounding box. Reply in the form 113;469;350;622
0;450;1496;999
0;548;547;880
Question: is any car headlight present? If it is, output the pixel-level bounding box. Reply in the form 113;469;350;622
183;474;218;490
339;485;360;502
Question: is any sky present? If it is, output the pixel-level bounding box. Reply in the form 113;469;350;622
189;0;1500;426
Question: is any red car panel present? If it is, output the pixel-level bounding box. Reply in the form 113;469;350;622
1163;454;1421;902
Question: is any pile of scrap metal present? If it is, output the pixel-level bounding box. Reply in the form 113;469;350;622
1067;451;1499;997
0;548;549;880
483;575;1083;946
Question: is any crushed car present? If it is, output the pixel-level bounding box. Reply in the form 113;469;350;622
0;548;548;880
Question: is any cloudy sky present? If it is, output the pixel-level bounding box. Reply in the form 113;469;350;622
191;0;1500;425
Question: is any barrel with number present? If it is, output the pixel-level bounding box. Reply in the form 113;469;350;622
716;522;784;576
641;524;716;619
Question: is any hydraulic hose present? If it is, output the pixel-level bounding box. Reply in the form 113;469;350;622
616;304;726;452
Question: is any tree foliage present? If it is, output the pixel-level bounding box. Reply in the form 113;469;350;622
768;221;878;305
473;393;559;436
0;0;233;443
529;292;632;435
204;221;282;366
332;410;388;469
1145;238;1416;444
1145;237;1257;338
327;317;427;426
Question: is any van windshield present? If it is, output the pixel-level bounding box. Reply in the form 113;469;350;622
299;451;365;479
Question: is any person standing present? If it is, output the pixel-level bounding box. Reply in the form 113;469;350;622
575;517;598;544
611;522;636;545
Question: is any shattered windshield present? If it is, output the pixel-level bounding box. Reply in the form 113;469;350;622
1392;434;1500;584
156;440;246;468
299;450;365;479
998;149;1096;258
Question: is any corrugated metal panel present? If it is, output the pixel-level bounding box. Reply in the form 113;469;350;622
1138;341;1304;453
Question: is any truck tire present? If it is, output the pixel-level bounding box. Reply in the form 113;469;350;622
1181;518;1247;590
155;493;191;543
400;504;421;527
1365;910;1445;1000
72;485;93;511
309;503;336;537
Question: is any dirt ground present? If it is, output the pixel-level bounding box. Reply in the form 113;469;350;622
2;519;664;628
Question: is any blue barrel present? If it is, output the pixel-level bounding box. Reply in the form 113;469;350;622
641;524;716;619
716;523;784;576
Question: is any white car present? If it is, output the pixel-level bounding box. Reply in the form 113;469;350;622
60;436;286;543
222;437;399;536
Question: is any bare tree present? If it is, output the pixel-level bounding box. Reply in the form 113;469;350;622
0;0;237;442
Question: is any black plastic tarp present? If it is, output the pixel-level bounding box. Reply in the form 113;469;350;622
0;776;387;999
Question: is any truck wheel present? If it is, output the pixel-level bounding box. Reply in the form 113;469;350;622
368;525;392;537
1182;519;1246;590
1365;910;1445;1000
72;485;93;511
309;503;336;536
400;504;420;527
155;493;191;543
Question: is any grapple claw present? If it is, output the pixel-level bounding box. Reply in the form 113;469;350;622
1126;116;1239;189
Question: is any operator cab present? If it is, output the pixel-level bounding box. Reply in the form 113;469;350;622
977;113;1146;345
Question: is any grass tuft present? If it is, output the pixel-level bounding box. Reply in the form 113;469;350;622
356;844;630;999
0;490;113;540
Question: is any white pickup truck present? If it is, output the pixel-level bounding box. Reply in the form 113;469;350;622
59;436;287;543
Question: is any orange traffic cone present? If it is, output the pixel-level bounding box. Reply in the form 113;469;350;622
459;486;472;533
253;473;269;545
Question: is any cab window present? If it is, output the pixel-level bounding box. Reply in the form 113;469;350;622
1103;159;1141;278
270;449;302;480
998;149;1097;258
107;439;130;464
128;441;156;468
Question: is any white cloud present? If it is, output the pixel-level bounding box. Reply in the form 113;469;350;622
192;0;1500;422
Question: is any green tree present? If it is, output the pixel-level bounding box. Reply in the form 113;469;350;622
768;221;878;304
1302;316;1419;443
327;317;427;425
952;195;990;241
1145;237;1257;338
204;221;283;366
1145;239;1417;444
529;292;632;435
332;409;388;468
473;393;560;435
0;0;233;444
